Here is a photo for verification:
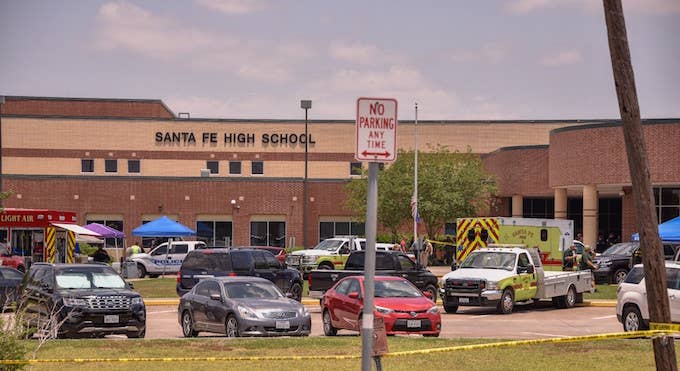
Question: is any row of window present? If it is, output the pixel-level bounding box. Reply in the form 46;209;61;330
81;159;367;176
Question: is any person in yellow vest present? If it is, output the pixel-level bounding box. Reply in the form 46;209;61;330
128;241;142;256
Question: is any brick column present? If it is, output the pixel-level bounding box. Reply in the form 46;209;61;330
554;188;567;219
583;185;598;248
512;195;523;218
621;186;636;241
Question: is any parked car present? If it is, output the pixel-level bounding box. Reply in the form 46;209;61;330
129;240;206;278
235;246;286;264
321;276;441;337
176;248;304;301
0;266;24;309
19;263;146;338
616;262;680;331
178;276;311;337
0;252;27;272
594;241;680;284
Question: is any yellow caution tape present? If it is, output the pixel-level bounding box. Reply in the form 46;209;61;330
651;322;680;332
0;330;675;365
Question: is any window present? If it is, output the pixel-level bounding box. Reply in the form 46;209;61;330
195;281;210;297
350;162;362;176
105;159;118;173
334;279;352;295
196;221;233;246
251;161;263;175
170;244;188;254
151;245;168;256
264;252;280;269
230;251;252;272
253;252;268;269
540;229;548;241
229;161;241;175
207;161;219;174
398;255;416;270
81;159;94;173
250;221;286;247
522;198;554;219
318;221;365;242
655;187;680;223
518;253;530;268
346;278;361;296
128;160;140;173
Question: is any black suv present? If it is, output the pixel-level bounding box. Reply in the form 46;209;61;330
176;248;304;301
20;263;146;338
594;241;680;284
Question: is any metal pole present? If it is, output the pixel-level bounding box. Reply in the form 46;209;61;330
303;107;308;249
361;162;378;371
413;103;419;268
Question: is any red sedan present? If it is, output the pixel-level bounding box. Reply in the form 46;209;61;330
321;276;441;337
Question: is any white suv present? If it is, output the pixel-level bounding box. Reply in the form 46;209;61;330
616;262;680;331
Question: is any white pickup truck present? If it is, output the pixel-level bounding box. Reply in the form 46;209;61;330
440;244;593;314
129;240;206;278
285;237;393;275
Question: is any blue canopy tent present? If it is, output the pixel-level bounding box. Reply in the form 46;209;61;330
131;216;196;277
631;216;680;242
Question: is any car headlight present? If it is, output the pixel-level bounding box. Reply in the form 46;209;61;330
599;259;612;268
298;306;309;317
237;305;259;319
131;297;144;305
375;306;394;314
63;297;87;307
303;256;318;263
427;305;439;314
485;281;499;290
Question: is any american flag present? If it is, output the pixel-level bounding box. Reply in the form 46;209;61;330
411;192;422;223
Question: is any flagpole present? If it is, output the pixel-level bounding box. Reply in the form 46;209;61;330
413;102;419;265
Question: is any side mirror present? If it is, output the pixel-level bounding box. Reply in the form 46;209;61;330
285;292;294;298
423;291;433;299
210;294;222;301
128;282;135;289
348;292;360;300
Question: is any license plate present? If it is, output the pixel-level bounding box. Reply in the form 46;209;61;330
104;315;119;324
458;297;469;304
275;320;290;329
406;320;420;328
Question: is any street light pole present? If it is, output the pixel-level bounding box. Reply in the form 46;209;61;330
300;100;312;249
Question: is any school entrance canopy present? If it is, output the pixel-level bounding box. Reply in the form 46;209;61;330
631;216;680;242
131;216;196;237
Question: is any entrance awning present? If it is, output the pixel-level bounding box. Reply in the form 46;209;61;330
51;223;102;236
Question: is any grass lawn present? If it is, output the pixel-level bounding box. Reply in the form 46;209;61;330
12;336;672;370
584;284;619;300
130;278;310;298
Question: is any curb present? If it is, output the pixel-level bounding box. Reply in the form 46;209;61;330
144;298;617;307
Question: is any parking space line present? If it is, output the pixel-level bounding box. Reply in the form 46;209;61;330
521;332;568;338
592;315;616;320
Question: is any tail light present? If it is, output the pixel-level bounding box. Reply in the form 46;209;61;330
177;271;181;283
228;272;237;277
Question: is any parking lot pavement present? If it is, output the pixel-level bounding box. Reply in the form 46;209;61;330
146;302;621;340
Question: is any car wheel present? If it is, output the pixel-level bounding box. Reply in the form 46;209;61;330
137;263;147;278
225;315;240;338
289;283;303;302
497;288;514;314
318;263;334;270
148;274;160;279
613;269;629;284
443;297;458;313
423;284;438;303
622;305;648;332
322;309;337;336
128;327;146;339
181;311;198;338
564;285;576;308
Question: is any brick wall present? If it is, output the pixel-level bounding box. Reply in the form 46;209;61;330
2;97;174;118
482;146;551;197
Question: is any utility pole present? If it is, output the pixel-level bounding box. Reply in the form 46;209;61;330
603;1;677;369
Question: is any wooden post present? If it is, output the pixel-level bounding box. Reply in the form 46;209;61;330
602;1;677;369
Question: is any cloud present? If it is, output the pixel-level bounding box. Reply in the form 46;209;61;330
540;50;583;66
194;0;268;15
94;1;309;82
328;41;397;65
506;0;680;15
449;44;508;64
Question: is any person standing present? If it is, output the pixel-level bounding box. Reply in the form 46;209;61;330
596;233;607;253
129;241;142;255
420;239;433;268
400;237;407;252
562;244;577;271
579;245;598;289
92;246;111;263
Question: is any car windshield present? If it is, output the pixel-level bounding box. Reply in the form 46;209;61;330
603;242;638;256
313;239;344;251
460;251;516;271
55;268;126;289
374;280;422;298
223;282;283;299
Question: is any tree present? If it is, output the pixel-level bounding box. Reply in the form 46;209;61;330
345;146;497;240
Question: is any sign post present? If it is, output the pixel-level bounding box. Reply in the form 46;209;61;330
356;97;397;371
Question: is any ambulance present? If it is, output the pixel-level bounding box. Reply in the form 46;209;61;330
455;217;574;267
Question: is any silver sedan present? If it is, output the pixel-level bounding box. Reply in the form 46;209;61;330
178;276;311;337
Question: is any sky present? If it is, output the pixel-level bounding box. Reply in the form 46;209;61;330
1;0;679;120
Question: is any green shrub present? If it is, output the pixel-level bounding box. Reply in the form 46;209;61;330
0;311;29;370
78;243;98;257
